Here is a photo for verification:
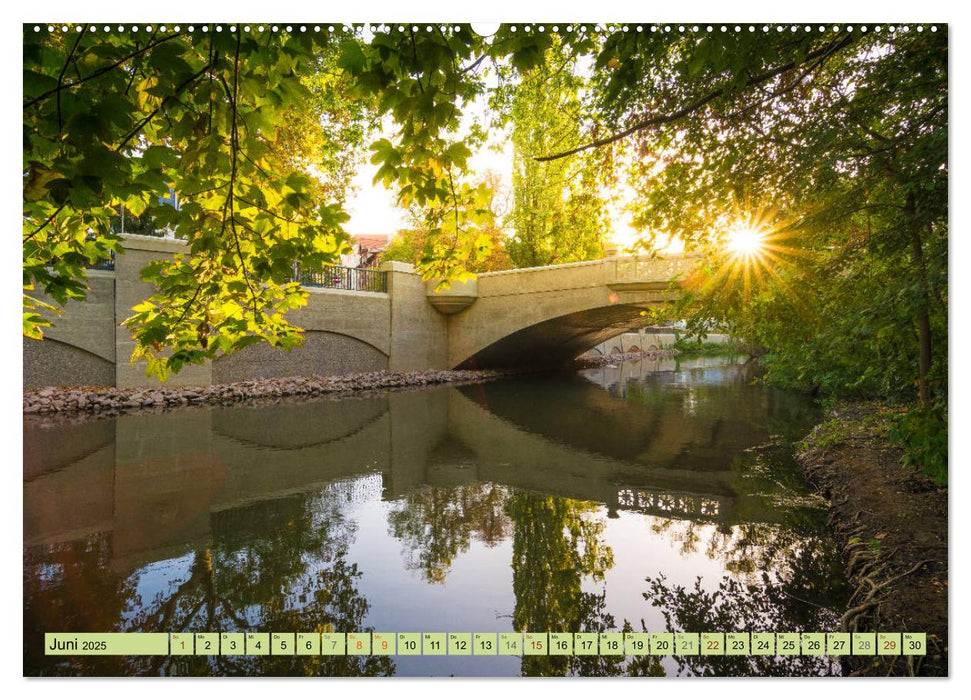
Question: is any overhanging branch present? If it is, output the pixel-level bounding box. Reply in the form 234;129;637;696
535;34;855;162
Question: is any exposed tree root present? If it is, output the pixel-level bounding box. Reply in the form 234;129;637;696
796;403;947;676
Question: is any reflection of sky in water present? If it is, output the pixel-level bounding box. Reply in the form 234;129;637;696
120;555;195;629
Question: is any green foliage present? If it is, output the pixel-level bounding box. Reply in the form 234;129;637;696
581;27;947;482
889;405;948;485
629;30;947;394
672;337;744;356
23;25;367;379
381;222;512;275
342;26;500;281
380;171;514;275
620;28;950;483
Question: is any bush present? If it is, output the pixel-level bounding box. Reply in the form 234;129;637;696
672;337;744;356
889;405;948;485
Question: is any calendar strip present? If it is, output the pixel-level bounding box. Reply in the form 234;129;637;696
45;631;926;657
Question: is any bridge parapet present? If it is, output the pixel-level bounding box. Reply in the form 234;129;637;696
609;254;698;291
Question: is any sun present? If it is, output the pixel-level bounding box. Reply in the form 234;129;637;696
684;209;801;301
725;222;767;259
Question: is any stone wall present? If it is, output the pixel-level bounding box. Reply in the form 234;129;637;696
23;270;117;390
385;261;449;371
212;330;388;384
23;337;116;390
114;235;213;388
24;235;417;390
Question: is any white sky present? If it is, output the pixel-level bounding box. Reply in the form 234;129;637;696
343;136;516;238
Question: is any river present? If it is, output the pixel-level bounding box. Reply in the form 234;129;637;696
23;355;849;676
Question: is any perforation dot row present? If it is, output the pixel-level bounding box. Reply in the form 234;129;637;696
32;24;938;35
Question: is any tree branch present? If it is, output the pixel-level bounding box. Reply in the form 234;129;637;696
114;62;212;153
224;32;258;307
23;203;66;243
56;25;87;132
536;34;856;162
23;33;183;109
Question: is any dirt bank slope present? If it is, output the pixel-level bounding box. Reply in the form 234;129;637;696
797;402;948;676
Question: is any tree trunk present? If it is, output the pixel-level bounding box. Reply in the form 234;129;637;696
905;192;933;407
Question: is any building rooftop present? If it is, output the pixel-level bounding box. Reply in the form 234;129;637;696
353;235;390;251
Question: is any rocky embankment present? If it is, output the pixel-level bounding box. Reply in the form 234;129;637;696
796;402;948;676
23;368;513;416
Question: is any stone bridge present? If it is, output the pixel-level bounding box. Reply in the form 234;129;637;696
24;234;695;389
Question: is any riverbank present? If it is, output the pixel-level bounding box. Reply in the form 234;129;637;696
22;348;680;417
672;339;746;356
796;402;948;676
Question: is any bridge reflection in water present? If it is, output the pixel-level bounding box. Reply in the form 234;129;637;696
24;357;844;677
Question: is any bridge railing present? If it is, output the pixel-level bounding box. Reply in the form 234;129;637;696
80;255;387;292
290;264;388;293
86;257;116;271
614;254;695;281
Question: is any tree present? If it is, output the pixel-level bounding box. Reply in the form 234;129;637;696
23;26;365;379
566;26;947;480
493;35;612;267
380;171;513;273
581;28;945;400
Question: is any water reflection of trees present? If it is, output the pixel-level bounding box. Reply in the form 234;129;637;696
386;485;657;676
132;485;392;676
649;517;839;582
26;483;393;676
504;492;661;677
642;517;848;676
387;483;511;584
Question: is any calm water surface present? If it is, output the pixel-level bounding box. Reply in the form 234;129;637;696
24;356;849;676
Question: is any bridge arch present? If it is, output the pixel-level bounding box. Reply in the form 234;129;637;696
455;303;669;369
23;337;115;389
447;256;693;369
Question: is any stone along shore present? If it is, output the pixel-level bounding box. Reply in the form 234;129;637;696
22;369;513;416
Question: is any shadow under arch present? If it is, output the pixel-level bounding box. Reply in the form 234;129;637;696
455;304;670;369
